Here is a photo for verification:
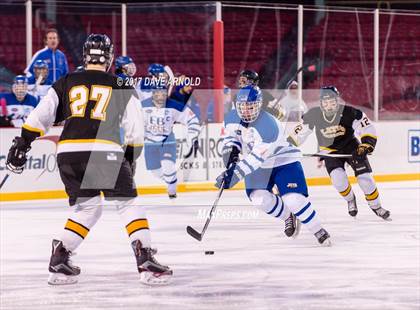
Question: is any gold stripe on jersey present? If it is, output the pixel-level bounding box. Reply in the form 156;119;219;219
360;134;378;140
319;146;338;152
58;139;120;145
365;188;379;201
126;219;149;236
128;143;144;147
22;123;45;136
339;185;352;197
64;219;90;239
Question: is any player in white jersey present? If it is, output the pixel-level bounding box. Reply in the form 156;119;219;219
27;59;53;100
215;85;331;245
141;83;200;198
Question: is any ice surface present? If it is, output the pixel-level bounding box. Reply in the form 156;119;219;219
1;181;419;310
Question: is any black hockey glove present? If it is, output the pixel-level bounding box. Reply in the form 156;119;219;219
222;145;240;168
6;137;31;174
124;145;143;175
352;143;374;162
215;164;241;189
0;115;13;127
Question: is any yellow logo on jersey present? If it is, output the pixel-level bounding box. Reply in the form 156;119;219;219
320;125;346;139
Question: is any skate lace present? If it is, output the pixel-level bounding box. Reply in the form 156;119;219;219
285;216;294;230
376;208;386;216
315;229;326;239
66;251;77;267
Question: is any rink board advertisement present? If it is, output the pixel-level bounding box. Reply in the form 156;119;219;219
0;121;419;201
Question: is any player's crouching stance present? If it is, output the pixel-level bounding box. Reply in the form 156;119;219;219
288;86;390;220
6;34;172;286
216;85;331;246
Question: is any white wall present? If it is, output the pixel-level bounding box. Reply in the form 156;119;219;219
0;121;419;195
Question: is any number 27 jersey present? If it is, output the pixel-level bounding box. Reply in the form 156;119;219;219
22;70;144;162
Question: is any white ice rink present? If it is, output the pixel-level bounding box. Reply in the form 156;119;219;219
1;181;419;310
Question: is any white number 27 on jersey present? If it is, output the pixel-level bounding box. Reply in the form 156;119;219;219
69;85;112;121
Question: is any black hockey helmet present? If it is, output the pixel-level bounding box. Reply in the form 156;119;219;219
83;34;114;70
238;69;259;87
320;86;340;100
320;86;340;117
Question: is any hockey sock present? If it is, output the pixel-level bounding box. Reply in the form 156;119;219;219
282;193;322;234
249;190;291;220
330;168;355;201
117;197;151;248
59;195;103;251
161;159;177;194
357;172;381;208
151;168;163;180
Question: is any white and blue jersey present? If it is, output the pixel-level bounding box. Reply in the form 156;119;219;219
141;97;200;145
25;47;69;82
223;109;301;174
0;93;38;127
27;76;53;101
223;110;309;198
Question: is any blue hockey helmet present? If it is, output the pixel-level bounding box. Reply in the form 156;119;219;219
115;56;136;77
148;63;165;77
235;85;263;123
320;86;340;117
12;75;28;100
33;59;49;81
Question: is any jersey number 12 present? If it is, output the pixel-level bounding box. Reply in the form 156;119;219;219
69;85;112;121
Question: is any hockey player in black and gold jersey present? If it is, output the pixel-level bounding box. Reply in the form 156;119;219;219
288;86;390;220
6;34;172;285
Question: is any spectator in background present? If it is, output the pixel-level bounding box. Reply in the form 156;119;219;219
0;75;38;127
27;60;52;101
25;28;69;82
277;80;308;121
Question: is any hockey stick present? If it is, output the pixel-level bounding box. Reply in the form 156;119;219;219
303;153;353;158
287;61;318;86
186;181;225;241
303;153;371;158
0;173;10;190
164;65;175;96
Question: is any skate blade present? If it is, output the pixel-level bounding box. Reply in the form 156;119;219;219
48;272;78;285
140;271;172;286
320;238;332;247
292;220;301;239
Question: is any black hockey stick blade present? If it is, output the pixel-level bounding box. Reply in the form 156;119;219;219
186;226;203;241
0;173;10;190
303;153;353;158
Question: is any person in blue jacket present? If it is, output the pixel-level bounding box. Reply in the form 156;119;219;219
25;28;69;82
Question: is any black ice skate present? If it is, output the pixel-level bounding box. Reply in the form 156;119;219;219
168;193;177;199
347;195;358;217
131;240;173;285
314;228;332;246
284;213;300;238
371;206;391;221
48;239;80;285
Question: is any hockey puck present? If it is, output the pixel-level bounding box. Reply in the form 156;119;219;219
205;251;214;255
